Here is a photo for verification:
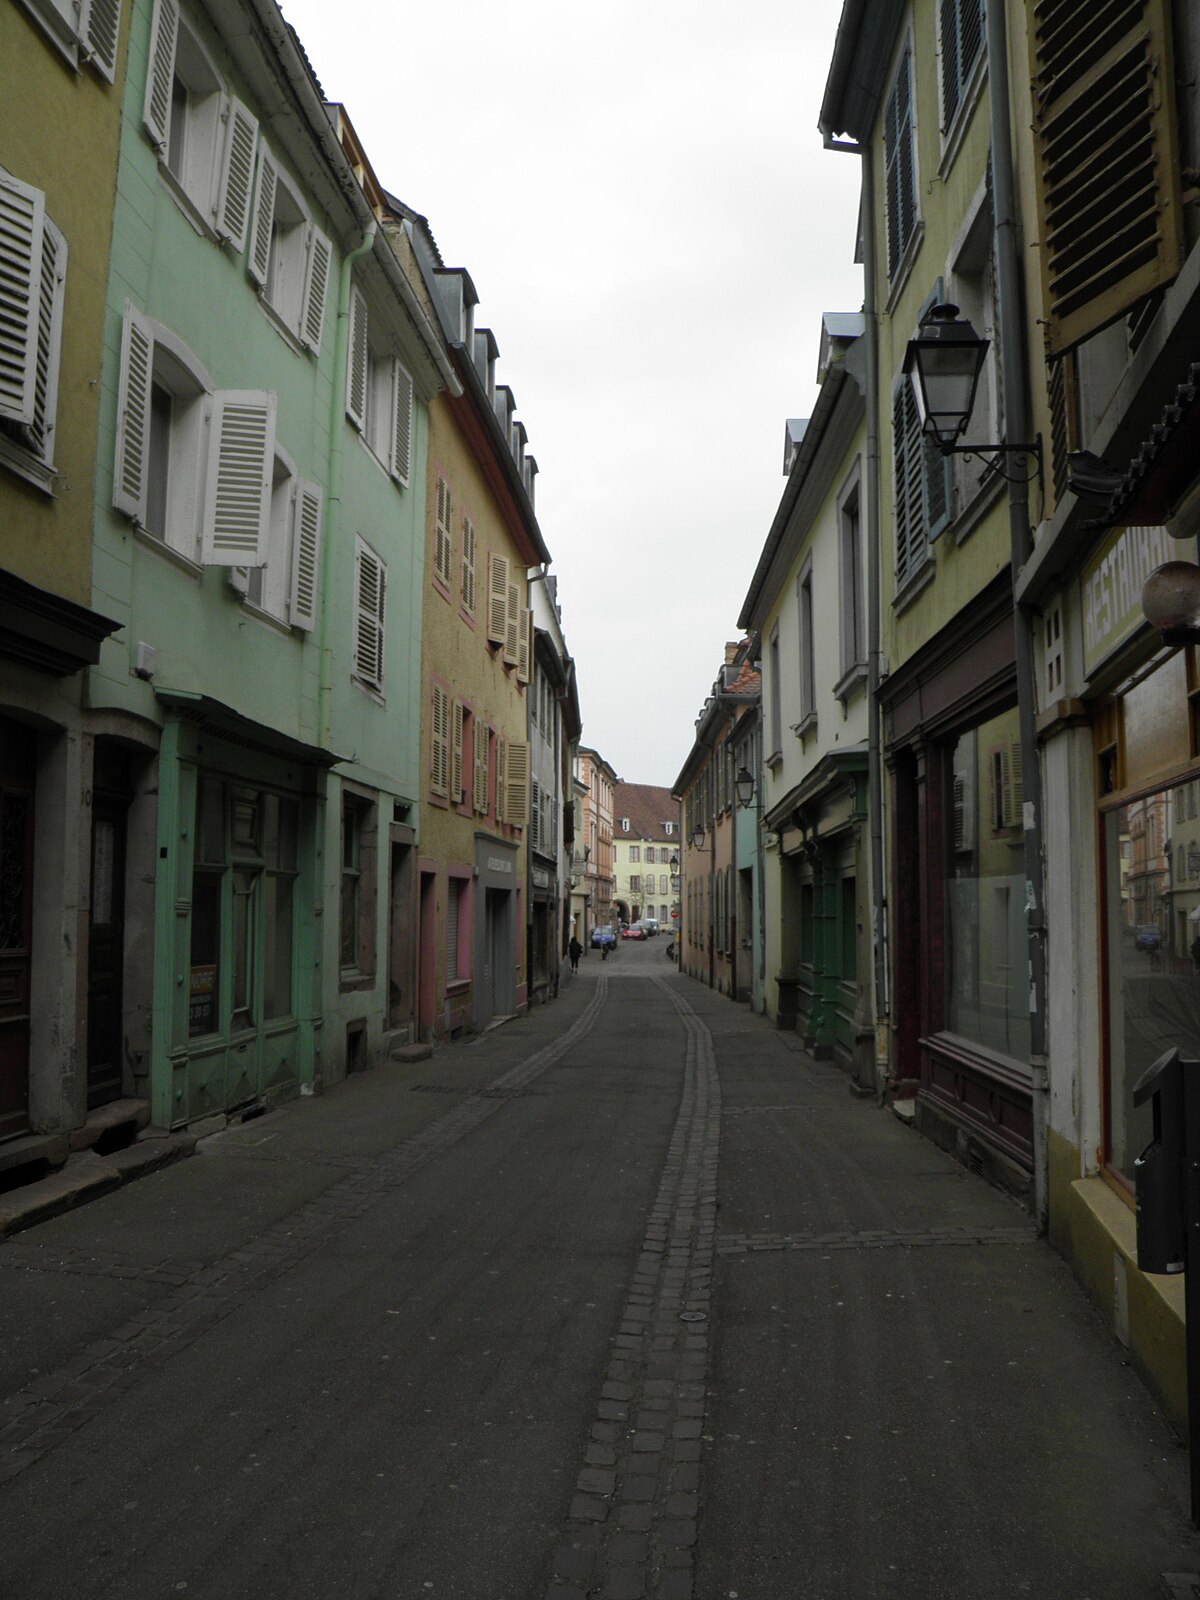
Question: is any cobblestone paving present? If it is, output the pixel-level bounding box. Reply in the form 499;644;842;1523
0;979;610;1487
544;977;719;1600
716;1224;1036;1255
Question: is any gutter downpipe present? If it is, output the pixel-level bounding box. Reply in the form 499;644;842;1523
319;222;377;750
825;127;890;1101
988;0;1049;1234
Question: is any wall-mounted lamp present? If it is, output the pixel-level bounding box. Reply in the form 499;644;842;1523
905;303;1041;486
734;766;757;810
1142;561;1200;646
691;822;705;851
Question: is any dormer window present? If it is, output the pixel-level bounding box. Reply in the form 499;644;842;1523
621;818;630;833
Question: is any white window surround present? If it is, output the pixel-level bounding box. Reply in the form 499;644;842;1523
0;170;67;493
836;462;867;700
143;0;257;253
346;283;413;486
231;443;322;632
794;556;817;739
19;0;121;81
247;146;331;354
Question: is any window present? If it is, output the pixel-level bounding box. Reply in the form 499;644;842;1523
144;0;257;251
248;149;331;353
629;845;639;863
340;792;376;976
949;201;1002;504
346;285;413;485
838;472;865;689
893;373;951;588
22;0;121;78
883;43;918;279
630;875;642;895
446;873;470;984
797;558;816;736
114;304;281;570
939;0;985;131
487;552;509;646
236;447;322;631
664;821;674;835
473;717;489;814
353;538;386;693
768;625;782;757
430;683;449;798
505;741;530;827
645;847;655;864
0;172;67;491
621;818;630;833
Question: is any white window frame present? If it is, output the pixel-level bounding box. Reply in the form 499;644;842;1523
346;281;413;485
234;444;322;632
0;171;67;493
19;0;121;81
247;146;331;355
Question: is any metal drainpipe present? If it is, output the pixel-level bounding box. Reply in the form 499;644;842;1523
987;0;1049;1233
319;223;378;750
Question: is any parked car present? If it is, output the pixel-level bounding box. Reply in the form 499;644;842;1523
1135;925;1162;952
591;927;616;949
622;924;646;940
639;919;659;936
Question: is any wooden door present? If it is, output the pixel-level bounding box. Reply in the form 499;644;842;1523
0;720;35;1139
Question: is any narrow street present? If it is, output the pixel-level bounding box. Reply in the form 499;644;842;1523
2;948;1198;1599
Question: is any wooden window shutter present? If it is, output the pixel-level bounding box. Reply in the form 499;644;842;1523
504;581;519;665
893;383;926;582
506;740;529;825
354;541;386;690
248;146;278;287
1047;349;1079;509
289;479;322;631
26;217;66;463
389;359;413;484
143;0;179;151
301;228;332;355
0;174;45;430
1029;0;1184;356
451;699;464;803
941;0;984;128
496;737;507;824
473;717;489;813
81;0;121;83
346;287;368;430
884;46;916;277
202;391;275;565
216;97;258;253
517;607;531;684
112;301;155;522
487;552;509;644
431;684;449;796
435;477;453;584
461;519;477;612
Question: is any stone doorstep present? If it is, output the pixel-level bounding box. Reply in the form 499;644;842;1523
0;1130;69;1179
389;1043;433;1064
69;1097;151;1153
0;1133;198;1239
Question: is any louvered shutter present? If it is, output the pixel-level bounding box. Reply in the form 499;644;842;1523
346;287;368;430
354;541;385;691
81;0;121;82
0;174;44;429
893;384;927;583
461;519;477;612
113;302;155;522
389;359;413;483
301;227;332;354
517;607;531;684
504;581;519;665
496;737;507;824
26;219;67;463
1007;740;1024;827
1029;0;1184;355
202;390;275;565
474;718;489;812
487;552;509;644
941;0;984;128
143;0;179;151
506;741;530;826
248;146;278;287
884;47;915;278
435;477;453;584
451;700;464;803
431;684;449;796
289;480;322;631
446;880;461;981
216;97;258;252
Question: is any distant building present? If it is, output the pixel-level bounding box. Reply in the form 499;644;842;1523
612;784;681;929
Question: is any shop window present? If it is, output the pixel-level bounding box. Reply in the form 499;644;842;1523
945;708;1030;1061
340;792;376;977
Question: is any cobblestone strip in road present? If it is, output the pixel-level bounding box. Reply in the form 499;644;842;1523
717;1224;1035;1255
545;978;720;1600
0;980;611;1487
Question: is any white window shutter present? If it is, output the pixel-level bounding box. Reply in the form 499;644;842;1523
289;479;323;631
354;541;385;690
474;717;489;813
81;0;122;83
435;477;453;584
517;607;531;685
487;552;509;644
26;219;67;463
504;581;519;665
300;227;332;354
507;740;530;825
389;358;413;485
451;699;464;803
0;174;45;429
202;390;275;565
144;0;179;151
216;96;258;252
248;146;278;287
346;286;368;430
113;301;155;522
462;519;477;613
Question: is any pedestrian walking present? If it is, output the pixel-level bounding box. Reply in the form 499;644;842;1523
568;936;582;973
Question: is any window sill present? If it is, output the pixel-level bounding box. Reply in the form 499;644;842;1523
937;54;988;181
892;551;936;616
765;749;783;770
445;978;471;996
157;161;219;244
256;292;308;358
239;599;293;637
133;523;203;579
351;674;386;706
834;663;867;704
951;463;1006;549
432;576;453;603
791;713;818;743
884;219;926;316
0;434;56;495
338;971;376;994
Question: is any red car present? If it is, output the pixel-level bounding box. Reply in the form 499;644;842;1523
622;924;646;940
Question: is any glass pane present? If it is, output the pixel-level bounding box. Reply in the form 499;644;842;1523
189;868;221;1037
231;789;262;860
232;867;257;1028
1123;650;1190;787
196;778;225;865
1105;784;1200;1183
264;795;298;872
341;870;359;968
263;872;293;1020
946;709;1030;1061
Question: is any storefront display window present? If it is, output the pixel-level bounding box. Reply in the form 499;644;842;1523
946;706;1030;1062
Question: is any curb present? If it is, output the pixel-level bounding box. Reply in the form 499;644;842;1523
0;1133;197;1240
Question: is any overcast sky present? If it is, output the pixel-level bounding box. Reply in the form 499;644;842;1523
281;0;862;788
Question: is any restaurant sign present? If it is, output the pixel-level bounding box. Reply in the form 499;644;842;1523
1081;524;1171;676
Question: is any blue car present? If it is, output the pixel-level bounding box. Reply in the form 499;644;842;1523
591;927;616;949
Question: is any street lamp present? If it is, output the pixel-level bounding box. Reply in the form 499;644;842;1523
904;303;1042;484
691;821;705;851
734;766;756;810
1142;561;1200;647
